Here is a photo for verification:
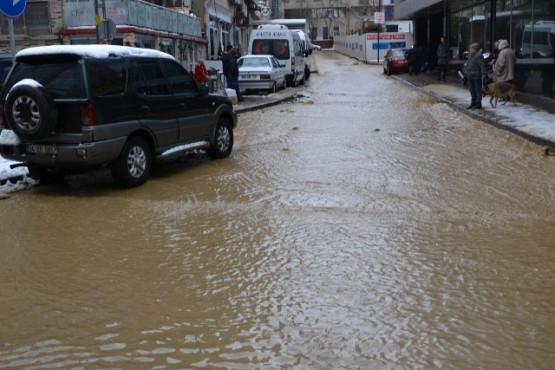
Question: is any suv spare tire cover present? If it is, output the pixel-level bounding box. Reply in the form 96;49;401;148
5;84;58;140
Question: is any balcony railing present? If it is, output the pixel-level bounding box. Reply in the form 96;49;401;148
63;0;201;38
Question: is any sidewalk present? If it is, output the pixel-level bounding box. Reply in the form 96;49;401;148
392;71;555;147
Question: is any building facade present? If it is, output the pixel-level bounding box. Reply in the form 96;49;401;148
0;0;263;67
395;0;555;98
281;0;396;41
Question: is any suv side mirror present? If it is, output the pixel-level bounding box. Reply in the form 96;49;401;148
199;83;209;96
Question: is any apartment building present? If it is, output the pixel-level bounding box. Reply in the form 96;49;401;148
281;0;395;41
0;0;263;67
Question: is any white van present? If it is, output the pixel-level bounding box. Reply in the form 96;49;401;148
293;29;312;80
520;20;555;58
248;24;307;86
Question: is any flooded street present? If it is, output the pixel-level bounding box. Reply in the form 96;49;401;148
1;51;555;369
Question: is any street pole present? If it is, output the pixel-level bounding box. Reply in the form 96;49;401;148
9;18;16;63
94;0;100;43
101;0;108;43
377;0;382;63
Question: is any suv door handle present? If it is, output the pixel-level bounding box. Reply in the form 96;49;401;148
140;105;150;113
180;103;188;110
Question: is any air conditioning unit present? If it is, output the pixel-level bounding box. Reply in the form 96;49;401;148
171;0;191;8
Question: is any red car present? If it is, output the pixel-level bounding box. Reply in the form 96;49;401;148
383;49;409;75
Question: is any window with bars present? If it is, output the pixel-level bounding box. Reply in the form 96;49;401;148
0;1;51;35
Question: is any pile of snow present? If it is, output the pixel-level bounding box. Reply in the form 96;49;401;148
0;130;34;195
0;157;33;195
0;129;21;145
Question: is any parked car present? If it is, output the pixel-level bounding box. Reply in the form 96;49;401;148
0;45;237;188
238;54;286;93
383;49;409;75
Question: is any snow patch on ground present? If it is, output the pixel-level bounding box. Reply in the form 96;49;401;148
427;83;555;141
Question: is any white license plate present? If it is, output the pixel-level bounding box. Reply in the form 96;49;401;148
241;75;257;80
25;144;57;155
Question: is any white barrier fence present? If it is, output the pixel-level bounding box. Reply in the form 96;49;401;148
334;32;413;63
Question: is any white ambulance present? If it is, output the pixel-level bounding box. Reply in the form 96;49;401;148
248;24;307;86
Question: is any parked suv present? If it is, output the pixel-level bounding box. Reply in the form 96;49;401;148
0;45;237;187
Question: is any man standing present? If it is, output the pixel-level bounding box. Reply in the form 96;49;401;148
407;44;420;76
462;43;487;110
494;39;516;84
222;44;244;102
436;36;449;80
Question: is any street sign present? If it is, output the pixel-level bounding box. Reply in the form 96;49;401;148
0;0;27;18
374;12;385;25
98;18;117;42
260;7;270;19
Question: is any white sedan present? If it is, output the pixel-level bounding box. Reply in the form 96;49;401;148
238;55;286;93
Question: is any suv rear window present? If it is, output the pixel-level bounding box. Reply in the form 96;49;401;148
4;58;85;99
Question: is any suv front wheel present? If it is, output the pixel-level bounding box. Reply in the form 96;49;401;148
208;117;233;159
111;137;152;188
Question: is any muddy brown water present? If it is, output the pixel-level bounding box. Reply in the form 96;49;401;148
1;51;554;369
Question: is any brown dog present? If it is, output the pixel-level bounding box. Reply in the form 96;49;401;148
481;82;517;108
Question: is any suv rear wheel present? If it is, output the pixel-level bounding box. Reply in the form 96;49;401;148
208;117;233;159
111;137;152;188
5;84;58;140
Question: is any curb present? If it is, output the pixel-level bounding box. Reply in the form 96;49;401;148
234;91;298;114
392;75;555;148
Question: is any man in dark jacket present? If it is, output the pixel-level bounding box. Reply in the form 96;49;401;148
222;44;244;101
462;43;487;109
407;44;420;76
436;36;449;80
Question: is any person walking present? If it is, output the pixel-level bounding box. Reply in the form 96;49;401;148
222;44;244;102
494;39;516;84
436;36;449;80
462;43;487;110
407;44;420;76
194;60;208;84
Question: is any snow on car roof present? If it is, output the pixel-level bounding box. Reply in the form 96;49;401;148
16;45;175;60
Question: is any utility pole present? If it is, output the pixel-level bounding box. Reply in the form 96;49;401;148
94;0;100;43
101;0;108;43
